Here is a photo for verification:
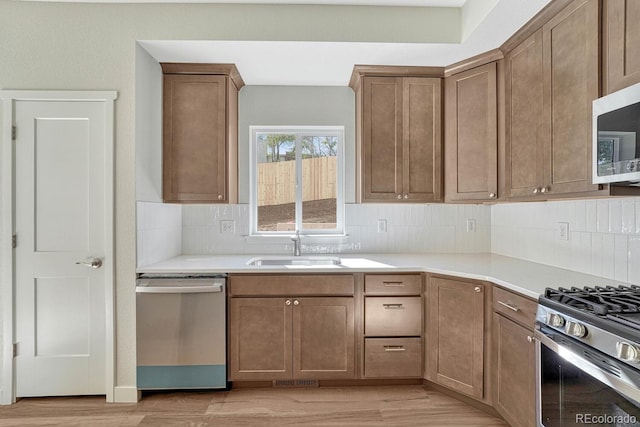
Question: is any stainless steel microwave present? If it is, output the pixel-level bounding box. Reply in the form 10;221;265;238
593;82;640;185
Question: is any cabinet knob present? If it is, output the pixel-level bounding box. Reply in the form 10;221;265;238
540;187;549;194
474;286;482;293
217;194;223;200
489;192;496;198
533;188;540;194
397;194;402;199
527;336;535;343
285;299;292;306
404;194;409;199
293;300;299;306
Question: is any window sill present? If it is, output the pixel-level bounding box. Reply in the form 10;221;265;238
244;234;350;245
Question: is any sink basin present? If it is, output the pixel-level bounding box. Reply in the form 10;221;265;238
247;256;342;267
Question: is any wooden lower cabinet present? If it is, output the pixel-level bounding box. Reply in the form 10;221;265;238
426;276;486;401
229;296;355;381
493;314;536;427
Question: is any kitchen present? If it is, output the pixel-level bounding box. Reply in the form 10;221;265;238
2;0;640;426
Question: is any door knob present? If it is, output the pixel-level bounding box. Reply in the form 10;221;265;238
76;257;103;269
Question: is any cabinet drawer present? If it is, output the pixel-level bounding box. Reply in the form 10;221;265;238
229;275;354;297
365;297;422;336
365;274;422;295
493;286;537;329
364;338;422;378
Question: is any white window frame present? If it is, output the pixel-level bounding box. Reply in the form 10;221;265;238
250;125;345;237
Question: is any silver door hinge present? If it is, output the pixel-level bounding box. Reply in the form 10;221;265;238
13;343;17;358
11;126;16;141
12;234;17;249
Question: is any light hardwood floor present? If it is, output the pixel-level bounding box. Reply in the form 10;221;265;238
0;385;508;426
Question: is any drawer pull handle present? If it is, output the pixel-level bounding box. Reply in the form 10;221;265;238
383;281;405;287
383;303;404;309
383;345;406;352
498;300;520;312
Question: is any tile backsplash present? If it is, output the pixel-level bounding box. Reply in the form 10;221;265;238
137;197;640;286
181;203;492;255
136;201;182;267
491;198;640;285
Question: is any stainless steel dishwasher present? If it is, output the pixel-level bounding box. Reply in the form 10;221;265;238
136;274;227;389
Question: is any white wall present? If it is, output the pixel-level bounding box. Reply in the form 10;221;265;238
0;0;461;400
492;198;640;284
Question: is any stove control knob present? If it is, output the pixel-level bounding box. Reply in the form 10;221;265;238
616;342;640;364
565;321;587;338
546;313;566;328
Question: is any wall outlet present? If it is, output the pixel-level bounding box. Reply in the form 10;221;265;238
220;219;235;234
557;222;569;241
377;219;387;233
466;219;477;233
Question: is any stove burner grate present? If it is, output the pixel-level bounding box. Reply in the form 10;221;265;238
544;285;640;316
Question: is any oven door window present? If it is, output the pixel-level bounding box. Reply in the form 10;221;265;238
540;344;640;426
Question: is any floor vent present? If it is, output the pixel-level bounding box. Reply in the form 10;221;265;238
273;379;319;388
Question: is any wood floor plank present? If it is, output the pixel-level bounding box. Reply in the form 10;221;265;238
0;385;509;426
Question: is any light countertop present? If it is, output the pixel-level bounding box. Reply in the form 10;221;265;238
137;253;628;300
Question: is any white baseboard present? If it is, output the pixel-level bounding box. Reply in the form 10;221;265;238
112;386;140;403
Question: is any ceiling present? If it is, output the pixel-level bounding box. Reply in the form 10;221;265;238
133;0;551;86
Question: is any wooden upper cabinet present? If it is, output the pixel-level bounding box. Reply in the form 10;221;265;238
444;61;499;202
542;0;600;195
604;0;640;94
506;30;544;199
505;0;601;199
352;66;443;203
161;63;243;203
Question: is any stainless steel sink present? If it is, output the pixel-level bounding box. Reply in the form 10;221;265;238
247;256;342;267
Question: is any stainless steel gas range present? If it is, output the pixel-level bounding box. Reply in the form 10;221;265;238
535;285;640;427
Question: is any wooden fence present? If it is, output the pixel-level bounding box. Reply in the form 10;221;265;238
258;157;336;206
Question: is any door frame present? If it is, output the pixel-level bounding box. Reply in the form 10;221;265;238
0;90;117;404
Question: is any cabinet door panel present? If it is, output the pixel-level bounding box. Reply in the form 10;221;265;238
293;297;355;379
445;63;498;202
506;30;544;199
163;74;228;202
542;0;600;194
605;0;640;94
403;78;442;202
494;314;535;427
228;298;292;381
427;277;484;400
362;77;403;201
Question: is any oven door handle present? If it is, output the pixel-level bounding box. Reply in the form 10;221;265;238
534;330;640;405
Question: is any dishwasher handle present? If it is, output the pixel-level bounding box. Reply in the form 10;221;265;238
136;283;223;294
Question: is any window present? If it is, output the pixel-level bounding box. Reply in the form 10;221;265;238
250;126;344;236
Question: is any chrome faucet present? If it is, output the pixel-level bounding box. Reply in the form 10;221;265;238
292;230;302;256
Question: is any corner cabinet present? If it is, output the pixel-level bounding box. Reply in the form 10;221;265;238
228;275;356;382
425;275;489;402
161;63;244;203
604;0;640;94
350;66;443;203
444;58;500;202
505;0;601;200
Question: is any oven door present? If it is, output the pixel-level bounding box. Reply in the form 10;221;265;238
535;326;640;427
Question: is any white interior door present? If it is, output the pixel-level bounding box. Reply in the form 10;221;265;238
14;98;111;397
